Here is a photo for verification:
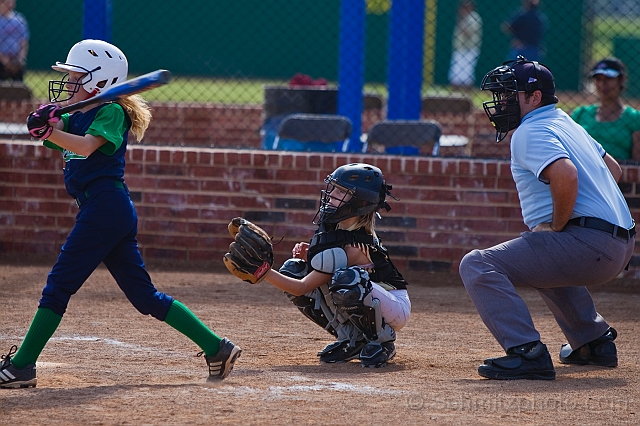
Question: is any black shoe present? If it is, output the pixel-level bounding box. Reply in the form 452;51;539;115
197;338;242;381
359;341;396;368
559;327;618;367
478;341;556;380
0;345;37;389
318;340;366;363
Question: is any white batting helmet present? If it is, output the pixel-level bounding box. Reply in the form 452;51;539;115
49;39;128;102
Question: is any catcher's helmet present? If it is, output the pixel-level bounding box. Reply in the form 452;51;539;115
313;163;393;225
480;55;557;142
49;39;128;103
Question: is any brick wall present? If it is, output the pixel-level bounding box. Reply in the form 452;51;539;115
2;140;640;276
0;100;504;157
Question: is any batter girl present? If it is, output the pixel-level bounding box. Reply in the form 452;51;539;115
0;40;240;388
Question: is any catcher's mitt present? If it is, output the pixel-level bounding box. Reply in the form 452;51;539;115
223;217;274;284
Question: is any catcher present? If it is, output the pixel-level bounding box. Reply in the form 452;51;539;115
224;163;411;368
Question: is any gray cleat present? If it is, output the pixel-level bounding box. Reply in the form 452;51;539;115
0;345;37;389
198;338;242;381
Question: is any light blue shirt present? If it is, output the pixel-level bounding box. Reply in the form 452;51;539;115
510;105;633;230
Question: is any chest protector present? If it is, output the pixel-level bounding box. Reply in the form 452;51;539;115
307;227;408;290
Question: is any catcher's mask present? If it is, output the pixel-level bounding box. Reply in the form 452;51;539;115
313;163;395;225
49;39;128;103
480;55;557;142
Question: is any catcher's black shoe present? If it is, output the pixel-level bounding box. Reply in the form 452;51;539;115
198;338;242;381
359;341;396;368
318;339;366;363
0;345;37;389
559;327;618;367
478;341;555;380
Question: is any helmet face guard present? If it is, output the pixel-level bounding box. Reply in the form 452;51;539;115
313;163;392;225
481;64;521;142
315;180;358;225
481;55;557;142
48;64;99;103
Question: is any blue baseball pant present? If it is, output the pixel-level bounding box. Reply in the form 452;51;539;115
39;182;173;319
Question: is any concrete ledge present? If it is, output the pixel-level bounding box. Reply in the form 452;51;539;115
0;82;32;102
0;122;29;139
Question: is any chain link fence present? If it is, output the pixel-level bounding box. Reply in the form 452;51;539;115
2;0;640;161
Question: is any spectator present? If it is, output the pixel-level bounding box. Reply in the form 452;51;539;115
0;0;29;81
502;0;547;62
572;57;640;161
448;0;483;89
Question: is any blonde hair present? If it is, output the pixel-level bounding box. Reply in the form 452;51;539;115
116;94;152;142
345;211;378;239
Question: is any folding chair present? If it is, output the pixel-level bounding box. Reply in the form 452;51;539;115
366;119;442;156
421;95;473;157
273;114;353;152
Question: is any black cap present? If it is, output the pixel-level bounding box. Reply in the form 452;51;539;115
511;60;556;96
589;58;625;78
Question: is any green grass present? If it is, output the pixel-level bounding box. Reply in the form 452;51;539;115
24;71;283;104
24;71;392;105
590;16;640;62
18;70;564;111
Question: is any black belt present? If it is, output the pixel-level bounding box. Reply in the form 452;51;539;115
75;179;127;208
567;217;636;241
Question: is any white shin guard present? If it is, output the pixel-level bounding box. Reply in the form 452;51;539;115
329;267;396;344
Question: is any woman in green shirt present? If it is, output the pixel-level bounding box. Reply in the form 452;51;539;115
572;58;640;161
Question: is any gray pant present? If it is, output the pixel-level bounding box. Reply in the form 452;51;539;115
459;224;635;352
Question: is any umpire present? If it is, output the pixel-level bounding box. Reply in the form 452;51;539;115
459;56;636;380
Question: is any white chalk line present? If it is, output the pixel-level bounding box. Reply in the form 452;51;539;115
2;334;154;351
204;374;406;398
49;335;156;350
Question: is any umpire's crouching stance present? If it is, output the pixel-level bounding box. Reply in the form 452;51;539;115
459;56;635;380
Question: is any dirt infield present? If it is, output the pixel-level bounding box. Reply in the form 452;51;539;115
1;262;638;425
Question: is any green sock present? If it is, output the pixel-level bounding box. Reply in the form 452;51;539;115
12;308;63;369
164;300;222;356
